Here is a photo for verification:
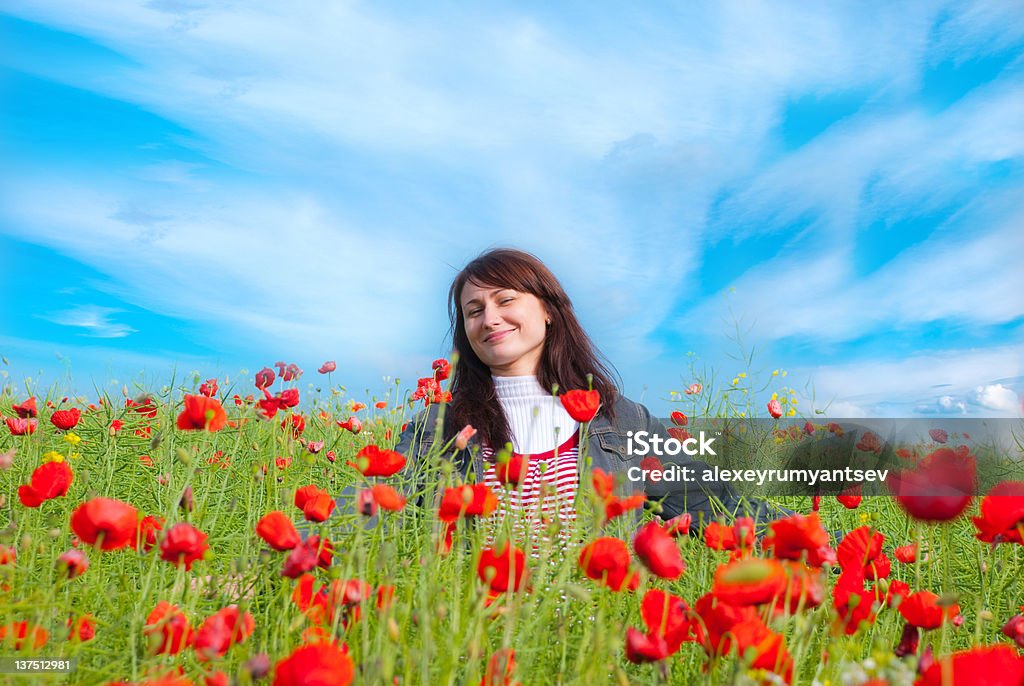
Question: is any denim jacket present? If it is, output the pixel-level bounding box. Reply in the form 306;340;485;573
391;394;765;530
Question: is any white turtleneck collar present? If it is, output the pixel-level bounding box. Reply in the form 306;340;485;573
491;375;578;455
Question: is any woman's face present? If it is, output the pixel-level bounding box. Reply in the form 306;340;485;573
460;281;549;377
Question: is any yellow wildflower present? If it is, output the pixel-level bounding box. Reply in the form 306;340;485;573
42;450;65;463
64;432;82;446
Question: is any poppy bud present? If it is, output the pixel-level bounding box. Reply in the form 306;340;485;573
357;489;378;517
243;653;271;680
454;424;477;450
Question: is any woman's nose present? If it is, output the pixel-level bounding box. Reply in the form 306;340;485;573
482;303;503;328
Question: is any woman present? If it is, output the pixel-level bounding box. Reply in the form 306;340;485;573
393;248;783;540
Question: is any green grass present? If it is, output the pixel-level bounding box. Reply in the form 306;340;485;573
1;378;1022;686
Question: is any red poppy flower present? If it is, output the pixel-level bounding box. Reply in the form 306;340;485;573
625;588;697;662
880;577;913;610
703;518;756;553
899;590;960;630
691;592;761;655
494;453;527;487
348;445;406;477
256;511;301;551
159;522;209;570
135;515;164;552
633;521;686;580
667;427;691;442
590;468;645;521
1003;613;1024;650
281;544;318;579
176;395;227;432
5;417;37;435
71;497;139;551
411;376;451;405
895;544;918;564
625;627;672;663
431;358;451;380
336;417;362;434
193;606;254;661
684;383;702;395
481;648;516;686
318;361;337;374
592;469;615;499
67;614;95;642
768;561;825;615
0;621;48;650
916;645;1024;686
888;446;976;522
11;397;37;418
478;543;528;593
762;512;835;567
126;396;159;418
836;526;888;578
578;537;639;592
302;492;336;523
734;622;794;684
928;428;948;444
281;536;333;578
56;549;89;579
856;431;883;454
292;574;371;628
254;367;275;389
604;494;646;521
144;601;192;655
832;570;879;635
294;485;322;509
369;484;406;511
204;671;229;686
376;585;395;610
50;408;81;431
281;413;305;437
18;460;74;508
274;362;303;382
0;544;15;565
767;399;783;418
837;485;863;509
669;411;688;426
273;642;354;686
438;484;498;522
199;378;219;397
664;513;693;536
972;481;1024;545
712;558;787;606
560;389;600;422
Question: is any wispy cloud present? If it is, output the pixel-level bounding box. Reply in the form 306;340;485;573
38;305;136;338
1;1;1022;415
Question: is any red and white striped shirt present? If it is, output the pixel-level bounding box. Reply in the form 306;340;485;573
481;434;580;549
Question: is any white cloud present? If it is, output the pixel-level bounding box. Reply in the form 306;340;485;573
819;400;868;418
970;383;1020;413
801;346;1021;418
39;305;137;338
2;0;1022;409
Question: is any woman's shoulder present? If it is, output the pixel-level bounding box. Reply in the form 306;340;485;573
601;394;656;431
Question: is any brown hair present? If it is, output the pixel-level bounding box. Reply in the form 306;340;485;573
445;248;620;452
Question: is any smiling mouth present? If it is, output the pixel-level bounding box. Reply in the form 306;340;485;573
484;329;515;343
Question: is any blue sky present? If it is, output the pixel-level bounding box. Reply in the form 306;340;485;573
1;1;1022;418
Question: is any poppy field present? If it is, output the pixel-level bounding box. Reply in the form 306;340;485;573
1;361;1024;686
